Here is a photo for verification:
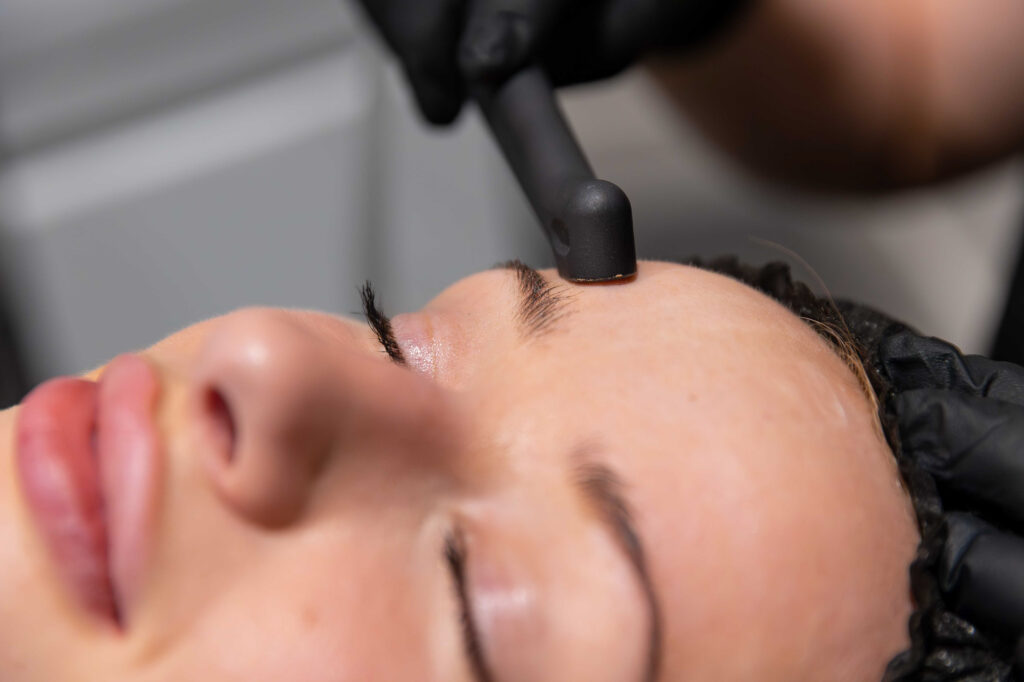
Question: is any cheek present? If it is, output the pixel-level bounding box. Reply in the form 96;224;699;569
141;521;457;682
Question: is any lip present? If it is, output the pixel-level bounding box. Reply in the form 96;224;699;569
16;354;161;629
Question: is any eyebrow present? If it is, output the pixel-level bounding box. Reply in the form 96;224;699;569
496;260;573;337
573;453;663;682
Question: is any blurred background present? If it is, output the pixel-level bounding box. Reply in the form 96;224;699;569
1;0;1022;407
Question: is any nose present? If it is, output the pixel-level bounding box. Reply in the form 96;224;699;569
192;307;455;527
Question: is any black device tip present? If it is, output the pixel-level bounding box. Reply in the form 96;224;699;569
473;67;637;284
552;179;637;283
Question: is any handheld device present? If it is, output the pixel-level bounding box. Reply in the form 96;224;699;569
473;67;637;283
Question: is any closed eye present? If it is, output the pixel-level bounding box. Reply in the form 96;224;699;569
359;282;406;365
444;530;494;682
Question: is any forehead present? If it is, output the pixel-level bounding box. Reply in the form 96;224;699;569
426;262;881;499
434;261;862;412
438;262;908;678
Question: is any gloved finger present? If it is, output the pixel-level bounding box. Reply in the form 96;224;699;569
940;513;1024;639
356;0;467;124
542;0;755;86
542;0;655;85
458;0;569;83
896;389;1024;527
881;331;1024;404
405;61;465;125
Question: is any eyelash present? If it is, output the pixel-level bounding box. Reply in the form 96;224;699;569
444;531;493;682
359;282;406;365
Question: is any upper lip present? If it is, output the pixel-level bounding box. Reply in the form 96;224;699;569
15;354;161;630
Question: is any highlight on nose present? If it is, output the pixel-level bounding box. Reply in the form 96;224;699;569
191;308;339;527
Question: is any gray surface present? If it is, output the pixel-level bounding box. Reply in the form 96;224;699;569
0;38;378;379
0;0;355;156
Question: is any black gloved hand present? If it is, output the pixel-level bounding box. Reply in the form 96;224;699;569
352;0;752;125
880;331;1024;668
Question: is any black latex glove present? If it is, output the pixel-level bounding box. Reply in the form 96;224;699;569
880;331;1024;672
353;0;752;124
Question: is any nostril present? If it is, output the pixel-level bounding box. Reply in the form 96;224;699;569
202;387;237;463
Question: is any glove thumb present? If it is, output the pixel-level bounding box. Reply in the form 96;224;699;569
458;0;561;83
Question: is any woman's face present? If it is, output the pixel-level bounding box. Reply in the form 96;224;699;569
0;262;917;681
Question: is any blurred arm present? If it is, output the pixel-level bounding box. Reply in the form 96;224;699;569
648;0;1024;192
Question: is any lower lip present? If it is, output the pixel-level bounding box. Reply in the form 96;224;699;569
16;354;160;628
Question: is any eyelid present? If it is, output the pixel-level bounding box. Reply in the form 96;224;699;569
390;313;440;377
444;530;494;682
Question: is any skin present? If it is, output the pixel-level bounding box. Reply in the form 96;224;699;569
0;261;918;681
650;0;1024;191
